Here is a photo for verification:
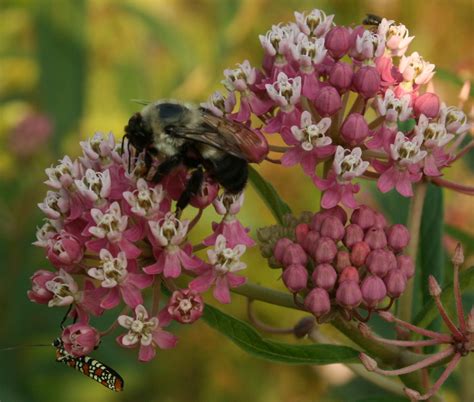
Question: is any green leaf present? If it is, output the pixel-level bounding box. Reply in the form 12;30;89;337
418;184;444;308
248;166;292;225
413;266;474;328
202;303;359;364
436;68;474;98
372;187;410;225
445;224;474;256
397;118;416;133
353;398;407;402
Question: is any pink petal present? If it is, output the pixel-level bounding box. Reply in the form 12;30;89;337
423;154;441;176
300;152;318;176
178;249;203;270
281;147;302;167
189;270;214;293
221;220;255;248
163;252;181;278
124;223;144;242
321;186;341;209
227;273;247;288
213;276;231;304
120;283;143;308
118;238;141;259
231;101;251;122
127;273;154;289
157;308;173;327
152;329;178;350
138;344;156;362
377;168;396;193
85;238;107;253
100;288;120;310
395;172;414;197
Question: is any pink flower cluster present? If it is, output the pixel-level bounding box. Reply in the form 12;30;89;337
262;205;414;321
28;132;252;361
203;9;471;207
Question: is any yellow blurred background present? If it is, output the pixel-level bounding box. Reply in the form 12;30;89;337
0;1;472;401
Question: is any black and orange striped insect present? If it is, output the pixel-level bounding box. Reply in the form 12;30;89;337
53;338;124;392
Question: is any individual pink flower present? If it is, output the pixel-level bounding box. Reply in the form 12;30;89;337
27;269;57;304
351;30;385;62
294;9;334;38
259;23;297;58
45;156;83;190
61;323;100;357
201;91;236;117
265;72;301;111
75;168;112;207
88;250;153;309
399;52;435;88
313;146;369;208
38;190;70;220
222;60;271;122
189;235;247;304
33;219;61;248
281;111;334;175
166;288;204;324
203;192;255;248
325;26;351;59
123;178;167;219
375;89;412;126
438;104;471;134
86;201;142;259
144;212;202;278
80;132;122;168
46;231;84;268
375;132;426;196
377;19;414;57
117;304;177;362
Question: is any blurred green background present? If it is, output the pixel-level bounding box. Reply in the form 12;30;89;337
0;1;472;401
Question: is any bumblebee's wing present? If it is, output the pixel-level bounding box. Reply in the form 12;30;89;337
169;110;265;162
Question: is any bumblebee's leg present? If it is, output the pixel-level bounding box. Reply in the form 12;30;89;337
151;154;183;183
176;167;204;217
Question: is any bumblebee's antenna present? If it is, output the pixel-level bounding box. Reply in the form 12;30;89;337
59;305;73;330
0;343;51;351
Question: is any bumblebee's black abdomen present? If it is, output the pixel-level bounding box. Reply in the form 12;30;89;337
211;154;248;194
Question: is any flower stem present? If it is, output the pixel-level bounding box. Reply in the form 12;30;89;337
247;300;294;334
398;182;428;323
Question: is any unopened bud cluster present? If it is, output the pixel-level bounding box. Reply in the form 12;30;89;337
259;205;413;321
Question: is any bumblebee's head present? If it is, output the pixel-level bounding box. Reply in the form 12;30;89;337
123;112;154;151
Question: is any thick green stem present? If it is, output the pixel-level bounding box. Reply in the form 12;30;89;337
398;182;428;323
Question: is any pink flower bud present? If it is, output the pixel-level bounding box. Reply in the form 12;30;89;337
282;264;308;293
61;323;100;357
47;232;84;267
414;92;440;118
301;230;320;255
428;275;442;296
312;263;337;290
364;227;387;250
312;207;347;231
314;86;342;117
313;237;337;263
343;224;364;248
328;206;348;225
273;238;293;263
27;269;56;304
339;266;360;283
350;206;376;229
336;280;362;308
386;224;410;251
282;243;308;267
320;215;345;241
350;241;370;267
190;180;219;209
304;288;331;318
325;27;351;59
373;211;388;229
352;66;381;98
452;243;465;266
367;249;396;277
397;255;415;279
361;275;387;307
341;113;369;146
295;223;310;245
329;62;353;91
384;269;407;298
167;288;204;324
336;250;351;272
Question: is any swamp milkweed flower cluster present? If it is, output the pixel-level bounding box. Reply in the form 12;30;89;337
28;7;472;399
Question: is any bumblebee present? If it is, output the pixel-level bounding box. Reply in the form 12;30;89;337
123;100;268;212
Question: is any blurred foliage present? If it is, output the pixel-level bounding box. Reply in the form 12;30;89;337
0;1;472;401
